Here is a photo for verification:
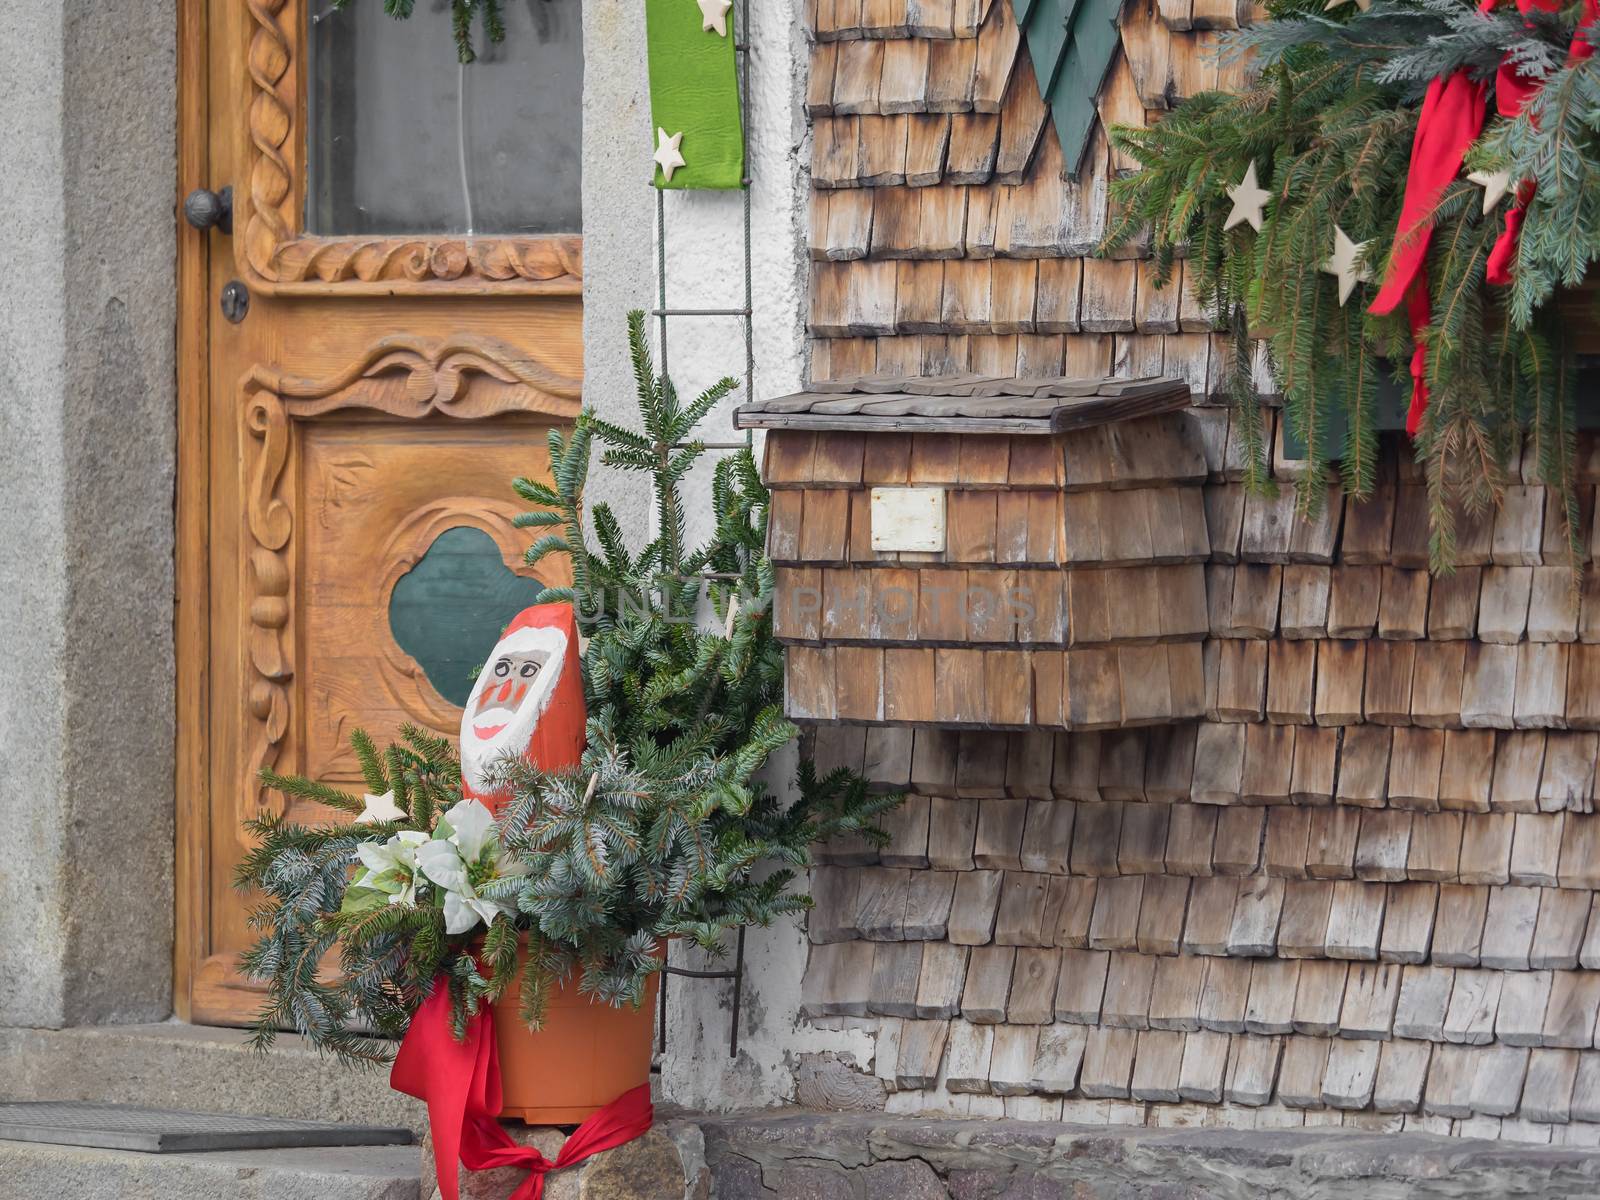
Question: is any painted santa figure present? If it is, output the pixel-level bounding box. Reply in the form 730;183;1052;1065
458;602;587;803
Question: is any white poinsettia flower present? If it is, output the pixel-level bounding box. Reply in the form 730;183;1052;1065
414;799;528;935
355;830;428;878
447;797;497;864
441;890;511;938
346;830;429;910
414;837;471;895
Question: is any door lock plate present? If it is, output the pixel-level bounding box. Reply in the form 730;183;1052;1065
220;280;249;324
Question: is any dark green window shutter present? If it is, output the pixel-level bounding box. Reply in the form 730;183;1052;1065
1010;0;1123;175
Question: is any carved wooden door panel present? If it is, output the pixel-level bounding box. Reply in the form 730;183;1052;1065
177;0;583;1025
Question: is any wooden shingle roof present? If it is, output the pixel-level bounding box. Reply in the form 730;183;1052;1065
735;374;1191;433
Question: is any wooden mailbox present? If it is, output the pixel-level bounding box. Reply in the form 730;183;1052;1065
741;373;1205;730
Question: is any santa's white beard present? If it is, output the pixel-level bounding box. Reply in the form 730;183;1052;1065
461;708;542;793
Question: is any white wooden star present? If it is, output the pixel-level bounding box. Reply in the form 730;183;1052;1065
1324;0;1372;11
1223;161;1271;233
697;0;733;36
355;789;406;825
654;127;687;184
1467;168;1513;216
1322;225;1374;306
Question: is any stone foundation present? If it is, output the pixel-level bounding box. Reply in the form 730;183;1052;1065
423;1110;1600;1199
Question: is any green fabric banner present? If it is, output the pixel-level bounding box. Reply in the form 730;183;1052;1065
644;0;745;190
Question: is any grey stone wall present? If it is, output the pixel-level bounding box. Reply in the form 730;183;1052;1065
0;0;177;1026
580;0;655;535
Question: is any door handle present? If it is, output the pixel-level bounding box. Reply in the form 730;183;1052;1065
184;185;233;235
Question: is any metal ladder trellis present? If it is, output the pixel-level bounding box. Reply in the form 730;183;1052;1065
654;0;753;1062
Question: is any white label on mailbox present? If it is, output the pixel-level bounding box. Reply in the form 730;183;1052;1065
870;487;946;553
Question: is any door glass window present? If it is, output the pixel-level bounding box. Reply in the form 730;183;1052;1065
306;0;582;236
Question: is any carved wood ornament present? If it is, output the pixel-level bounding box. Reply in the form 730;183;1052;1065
239;336;582;826
241;0;582;295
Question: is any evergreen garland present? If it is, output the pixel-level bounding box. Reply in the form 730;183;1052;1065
238;314;898;1064
330;0;507;64
1102;0;1595;574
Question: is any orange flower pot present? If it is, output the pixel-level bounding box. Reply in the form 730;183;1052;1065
493;964;659;1125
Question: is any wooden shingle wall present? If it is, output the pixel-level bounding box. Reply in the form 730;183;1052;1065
794;1;1600;1146
806;0;1254;391
783;422;1600;1143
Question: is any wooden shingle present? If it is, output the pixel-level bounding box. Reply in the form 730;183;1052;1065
1079;1027;1139;1098
1374;1040;1434;1113
1278;1037;1331;1109
1532;888;1590;970
1289;726;1340;806
1462;643;1520;730
1439;729;1495;813
947;869;1004;944
1324;1040;1381;1109
1291;959;1348;1035
995;870;1053;946
1427;566;1481;640
1456;812;1512;886
1055;948;1112;1024
1226;1033;1283;1106
1327;566;1381;638
1442;968;1503;1046
1149;953;1208;1031
1394;965;1455;1041
873;942;929;1016
1313;640;1367;726
1185;876;1242;956
1031;1024;1089;1093
961;943;1017;1022
1434;885;1491;968
988;1023;1042;1093
1325;879;1387;961
1197;957;1253;1033
1137;874;1191;956
1478;565;1534;644
1279;881;1335;959
1376;883;1440;966
1522;1048;1580;1122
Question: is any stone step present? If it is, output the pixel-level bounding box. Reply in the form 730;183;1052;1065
0;1024;424;1136
0;1140;420;1200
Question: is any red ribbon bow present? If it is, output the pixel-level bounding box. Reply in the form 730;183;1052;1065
391;985;653;1200
1370;0;1597;436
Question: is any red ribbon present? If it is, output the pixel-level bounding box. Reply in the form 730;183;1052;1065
1485;0;1596;282
1368;68;1487;435
391;985;653;1200
1368;68;1489;320
1371;0;1598;434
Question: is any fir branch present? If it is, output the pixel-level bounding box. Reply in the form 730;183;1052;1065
1102;0;1596;578
257;769;365;816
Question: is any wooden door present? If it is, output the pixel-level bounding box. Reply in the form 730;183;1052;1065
176;0;583;1025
